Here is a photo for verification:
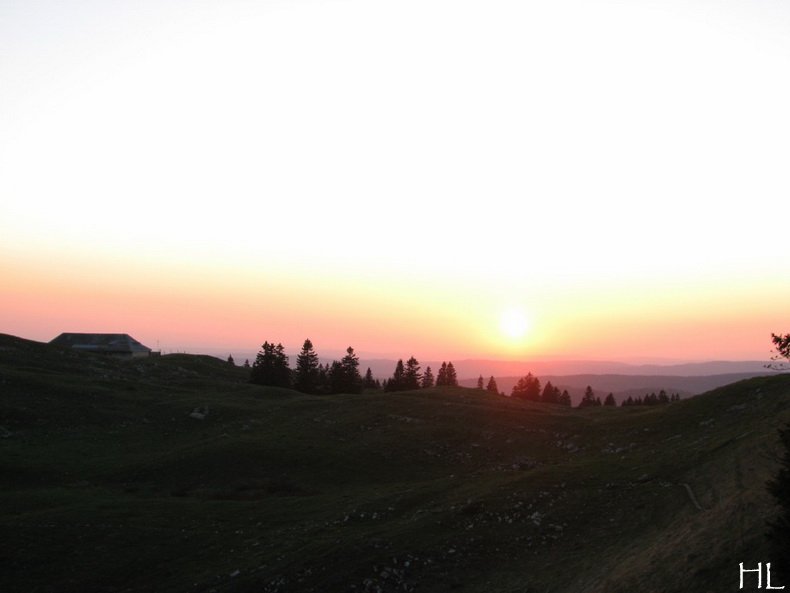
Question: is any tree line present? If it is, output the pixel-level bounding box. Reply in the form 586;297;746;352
249;339;366;394
244;341;680;408
507;374;680;408
383;358;459;391
247;339;464;395
509;372;573;406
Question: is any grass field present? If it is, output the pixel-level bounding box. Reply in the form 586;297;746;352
1;333;789;593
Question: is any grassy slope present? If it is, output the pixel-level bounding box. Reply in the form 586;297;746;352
1;333;788;593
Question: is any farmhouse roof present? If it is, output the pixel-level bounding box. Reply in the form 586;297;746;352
49;333;152;354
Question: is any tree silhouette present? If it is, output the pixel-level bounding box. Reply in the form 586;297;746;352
512;373;541;401
559;389;572;406
769;333;790;370
387;359;405;392
436;362;448;386
486;376;498;394
250;341;291;388
403;357;422;390
578;385;597;408
295;339;320;393
339;346;362;393
421;366;435;388
541;381;560;404
445;362;458;386
477;375;484;389
227;354;235;366
363;367;377;390
604;393;616;406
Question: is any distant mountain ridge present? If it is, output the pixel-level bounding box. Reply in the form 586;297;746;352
436;358;772;379
212;350;772;381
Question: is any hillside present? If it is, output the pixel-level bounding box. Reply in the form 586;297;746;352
1;333;789;593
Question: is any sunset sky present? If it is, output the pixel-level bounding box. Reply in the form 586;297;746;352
2;0;789;363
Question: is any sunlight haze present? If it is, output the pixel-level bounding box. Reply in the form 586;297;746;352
2;0;789;362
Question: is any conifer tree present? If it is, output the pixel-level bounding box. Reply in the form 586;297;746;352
445;362;458;386
403;357;422;390
363;367;377;389
578;385;597;408
421;366;434;388
243;359;250;368
486;376;498;394
477;375;484;390
436;362;448;386
512;373;541;401
387;359;405;392
250;341;291;388
339;346;362;394
604;393;616;406
541;381;560;404
295;339;320;393
227;354;235;366
558;389;572;406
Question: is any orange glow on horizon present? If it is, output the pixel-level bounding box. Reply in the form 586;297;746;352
2;246;787;363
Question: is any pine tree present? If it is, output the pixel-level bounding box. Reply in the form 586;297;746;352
604;393;616;406
558;389;572;406
243;359;250;368
363;367;376;390
541;381;560;404
338;346;362;394
295;339;320;393
387;359;405;392
767;424;790;581
436;362;448;386
445;362;458;386
512;373;541;401
477;375;484;390
403;357;422;390
227;354;235;366
578;385;597;408
250;341;291;388
486;376;498;394
421;366;434;388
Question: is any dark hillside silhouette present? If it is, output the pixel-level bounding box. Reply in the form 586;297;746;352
767;423;790;581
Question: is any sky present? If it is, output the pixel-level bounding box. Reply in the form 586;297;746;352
1;0;789;363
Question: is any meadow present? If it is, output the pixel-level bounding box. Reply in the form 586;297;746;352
1;333;788;592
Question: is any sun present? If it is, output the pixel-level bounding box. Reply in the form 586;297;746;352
499;308;531;340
